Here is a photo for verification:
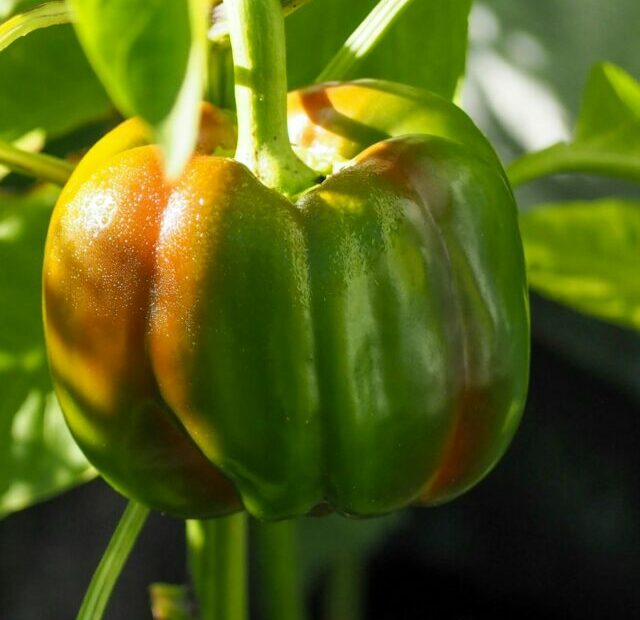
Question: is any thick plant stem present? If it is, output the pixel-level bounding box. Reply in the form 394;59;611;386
0;138;73;185
77;501;150;620
254;520;306;620
209;0;312;44
316;0;414;82
187;514;248;620
324;553;364;620
0;1;69;52
224;0;317;195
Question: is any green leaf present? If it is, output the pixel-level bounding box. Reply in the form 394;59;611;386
70;0;208;177
286;0;472;100
508;63;640;186
0;186;94;518
520;198;640;330
0;24;112;143
575;63;640;141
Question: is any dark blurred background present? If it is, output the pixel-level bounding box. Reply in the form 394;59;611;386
2;1;640;618
2;323;639;619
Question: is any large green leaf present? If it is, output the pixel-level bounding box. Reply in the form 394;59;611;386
286;0;472;99
70;0;208;177
0;186;94;518
520;198;640;330
508;63;640;186
0;24;112;142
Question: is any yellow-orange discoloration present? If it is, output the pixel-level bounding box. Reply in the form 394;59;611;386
43;114;242;518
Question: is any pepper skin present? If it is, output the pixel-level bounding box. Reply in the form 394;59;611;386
43;82;529;520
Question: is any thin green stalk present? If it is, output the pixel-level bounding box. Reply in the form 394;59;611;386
324;553;364;620
77;501;150;620
224;0;317;195
187;514;248;620
0;1;70;52
507;143;640;187
0;138;73;185
316;0;414;82
253;520;306;620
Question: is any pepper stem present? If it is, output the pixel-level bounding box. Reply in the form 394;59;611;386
324;553;364;620
187;514;248;620
224;0;317;195
254;520;306;620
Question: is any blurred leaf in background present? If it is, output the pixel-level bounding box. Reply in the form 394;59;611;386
520;199;640;330
464;0;640;405
0;187;94;518
465;0;640;163
481;0;640;115
0;25;112;143
0;8;112;516
508;63;640;185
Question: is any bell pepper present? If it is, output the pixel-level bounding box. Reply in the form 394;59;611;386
43;81;529;520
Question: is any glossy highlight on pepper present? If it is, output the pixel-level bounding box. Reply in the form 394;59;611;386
43;82;529;520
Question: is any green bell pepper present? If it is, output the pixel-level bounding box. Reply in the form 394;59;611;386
43;81;529;520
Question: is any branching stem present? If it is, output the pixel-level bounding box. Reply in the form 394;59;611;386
0;138;73;185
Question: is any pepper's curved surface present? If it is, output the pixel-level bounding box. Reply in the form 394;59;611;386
43;83;529;520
